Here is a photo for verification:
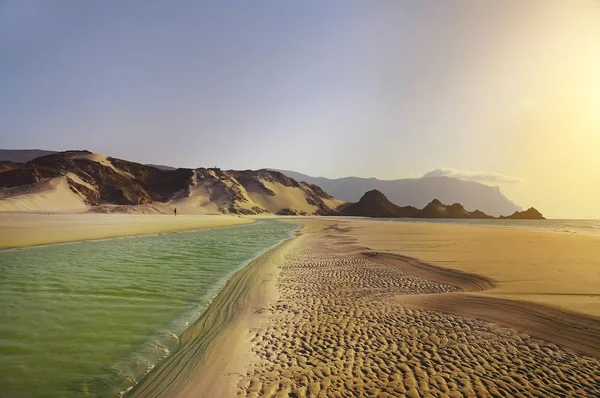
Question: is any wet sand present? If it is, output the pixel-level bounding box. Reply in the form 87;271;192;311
131;219;600;397
0;213;253;249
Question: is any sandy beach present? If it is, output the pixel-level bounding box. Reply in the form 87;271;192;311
347;220;600;318
0;213;253;250
128;218;599;397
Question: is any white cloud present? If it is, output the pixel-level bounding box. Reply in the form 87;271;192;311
422;168;523;183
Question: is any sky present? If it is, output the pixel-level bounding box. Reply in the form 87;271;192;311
1;1;599;218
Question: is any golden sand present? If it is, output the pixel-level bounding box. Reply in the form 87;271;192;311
132;219;600;397
345;220;600;317
0;213;253;250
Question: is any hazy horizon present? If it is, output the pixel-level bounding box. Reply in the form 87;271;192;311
2;1;599;218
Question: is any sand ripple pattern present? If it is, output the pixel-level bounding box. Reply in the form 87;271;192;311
238;236;600;397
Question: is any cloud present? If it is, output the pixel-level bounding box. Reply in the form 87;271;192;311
422;168;523;183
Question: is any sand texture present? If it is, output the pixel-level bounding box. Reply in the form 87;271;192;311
234;221;599;397
344;220;600;318
129;219;599;398
0;213;253;249
128;233;298;397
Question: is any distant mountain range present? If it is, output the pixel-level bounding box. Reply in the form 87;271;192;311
340;190;544;220
0;150;524;217
0;149;58;163
273;169;521;217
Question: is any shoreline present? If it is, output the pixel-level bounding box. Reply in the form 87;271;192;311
0;213;254;250
127;225;302;397
128;219;598;397
4;215;599;395
2;213;598;251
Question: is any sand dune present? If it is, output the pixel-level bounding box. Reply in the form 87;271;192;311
246;179;344;215
0;176;89;213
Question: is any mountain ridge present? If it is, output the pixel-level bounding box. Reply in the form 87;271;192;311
341;190;544;220
0;149;539;219
272;169;521;217
339;189;418;218
0;151;343;215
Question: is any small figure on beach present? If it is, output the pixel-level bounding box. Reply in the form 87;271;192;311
174;208;177;216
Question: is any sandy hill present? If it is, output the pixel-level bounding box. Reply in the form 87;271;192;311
0;151;343;215
273;169;521;217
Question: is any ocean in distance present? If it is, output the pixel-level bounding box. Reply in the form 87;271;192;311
370;218;600;237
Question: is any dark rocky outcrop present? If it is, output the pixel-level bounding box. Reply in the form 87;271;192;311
66;176;100;205
341;190;543;220
340;190;419;218
0;165;61;188
276;208;299;216
27;152;153;205
110;158;194;202
469;210;495;219
414;199;494;219
0;161;19;173
500;207;545;220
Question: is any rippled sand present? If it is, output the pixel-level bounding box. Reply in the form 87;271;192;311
237;224;600;397
132;219;600;398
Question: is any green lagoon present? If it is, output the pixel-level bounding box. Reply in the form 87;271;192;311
0;220;297;397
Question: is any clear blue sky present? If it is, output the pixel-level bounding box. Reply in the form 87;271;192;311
1;1;599;217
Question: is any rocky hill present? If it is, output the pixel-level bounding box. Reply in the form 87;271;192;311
500;207;546;220
414;199;495;219
339;190;418;218
340;190;544;220
273;169;522;217
0;151;343;215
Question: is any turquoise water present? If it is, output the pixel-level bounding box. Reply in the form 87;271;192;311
0;220;297;398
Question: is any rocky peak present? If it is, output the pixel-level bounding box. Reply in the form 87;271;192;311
503;207;545;220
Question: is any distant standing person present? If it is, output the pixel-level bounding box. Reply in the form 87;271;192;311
174;208;177;216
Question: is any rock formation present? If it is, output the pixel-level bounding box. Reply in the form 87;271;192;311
500;207;546;220
339;190;418;218
340;190;543;220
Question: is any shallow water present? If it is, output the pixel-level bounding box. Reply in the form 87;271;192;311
0;220;297;398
